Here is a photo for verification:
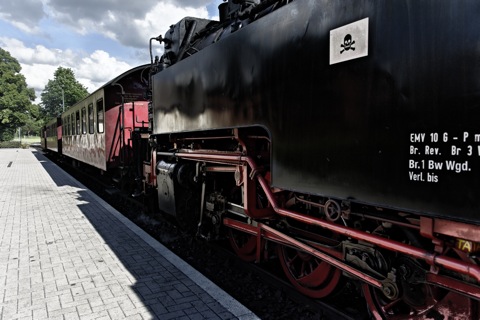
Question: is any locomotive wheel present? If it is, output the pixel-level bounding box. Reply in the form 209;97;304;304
277;244;341;299
362;281;444;320
228;229;260;262
362;250;480;320
363;282;480;320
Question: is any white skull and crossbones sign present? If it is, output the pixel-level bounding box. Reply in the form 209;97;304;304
340;34;355;54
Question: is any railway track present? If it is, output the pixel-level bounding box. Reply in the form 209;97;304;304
45;150;368;320
208;241;366;320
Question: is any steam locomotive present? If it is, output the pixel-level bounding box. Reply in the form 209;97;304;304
43;0;480;318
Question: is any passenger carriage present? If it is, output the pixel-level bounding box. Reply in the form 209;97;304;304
61;65;150;173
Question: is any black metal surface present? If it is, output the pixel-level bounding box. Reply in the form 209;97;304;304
156;160;177;216
151;0;480;223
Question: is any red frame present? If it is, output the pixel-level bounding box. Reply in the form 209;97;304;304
173;150;480;300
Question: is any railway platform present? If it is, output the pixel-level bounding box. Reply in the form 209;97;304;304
0;148;259;320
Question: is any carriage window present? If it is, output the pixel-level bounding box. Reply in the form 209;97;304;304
88;103;94;134
81;107;87;134
76;111;80;134
97;98;104;133
71;114;75;135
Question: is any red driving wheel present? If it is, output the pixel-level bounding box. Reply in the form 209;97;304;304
228;228;261;262
277;244;341;299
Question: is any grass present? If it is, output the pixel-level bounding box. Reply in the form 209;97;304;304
12;136;41;144
0;136;41;148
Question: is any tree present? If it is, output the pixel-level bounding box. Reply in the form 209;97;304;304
0;48;37;141
21;103;42;136
41;67;89;119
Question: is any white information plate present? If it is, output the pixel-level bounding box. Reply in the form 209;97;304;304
329;18;369;65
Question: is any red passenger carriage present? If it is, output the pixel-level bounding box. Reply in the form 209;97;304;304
60;65;149;174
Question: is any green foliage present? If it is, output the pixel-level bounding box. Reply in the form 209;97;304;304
0;140;32;149
0;130;15;142
0;48;37;141
40;67;89;119
0;140;22;148
21;103;42;135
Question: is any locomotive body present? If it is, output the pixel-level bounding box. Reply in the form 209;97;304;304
151;0;480;223
148;0;480;318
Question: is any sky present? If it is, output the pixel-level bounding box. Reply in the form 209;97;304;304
0;0;224;104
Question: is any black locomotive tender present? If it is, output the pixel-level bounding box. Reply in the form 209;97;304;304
44;1;480;318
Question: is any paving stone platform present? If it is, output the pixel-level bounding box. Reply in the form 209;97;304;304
0;148;259;320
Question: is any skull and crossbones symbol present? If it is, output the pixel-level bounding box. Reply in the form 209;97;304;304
340;34;355;54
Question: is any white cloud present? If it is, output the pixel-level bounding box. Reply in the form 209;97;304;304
0;38;59;65
0;0;45;31
21;64;58;91
140;3;210;38
119;3;211;49
76;50;133;89
0;37;135;103
43;1;216;48
0;1;224;104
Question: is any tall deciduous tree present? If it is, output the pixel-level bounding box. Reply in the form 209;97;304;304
0;48;37;141
21;103;42;136
41;67;89;118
